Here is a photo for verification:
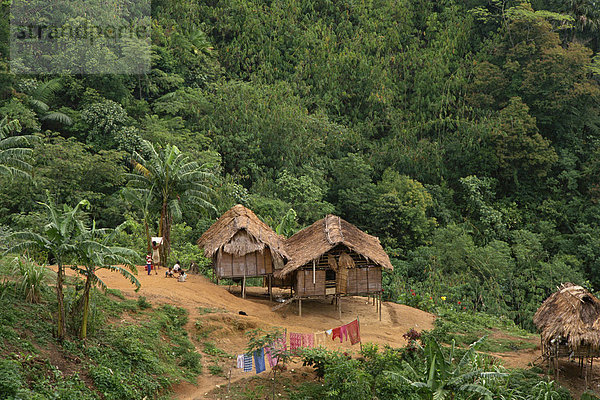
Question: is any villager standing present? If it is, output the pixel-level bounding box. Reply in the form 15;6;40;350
152;240;161;270
146;253;152;275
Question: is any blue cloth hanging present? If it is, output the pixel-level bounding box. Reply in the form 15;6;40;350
243;353;253;372
253;348;266;374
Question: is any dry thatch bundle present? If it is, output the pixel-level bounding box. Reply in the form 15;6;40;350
338;252;355;269
197;204;288;261
327;253;338;272
533;283;600;353
275;214;393;279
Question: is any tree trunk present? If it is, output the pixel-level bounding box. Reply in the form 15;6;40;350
80;271;93;339
56;261;66;341
159;201;168;268
144;219;151;253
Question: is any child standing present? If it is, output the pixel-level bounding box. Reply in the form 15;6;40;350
146;253;153;275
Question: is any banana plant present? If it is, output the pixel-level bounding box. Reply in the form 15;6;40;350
387;336;507;400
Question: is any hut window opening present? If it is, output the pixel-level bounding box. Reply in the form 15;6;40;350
326;269;336;281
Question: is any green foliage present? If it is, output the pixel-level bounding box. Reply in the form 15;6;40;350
10;256;48;303
370;170;436;250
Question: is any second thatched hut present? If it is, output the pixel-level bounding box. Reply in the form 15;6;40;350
274;214;393;317
533;282;600;383
197;204;288;298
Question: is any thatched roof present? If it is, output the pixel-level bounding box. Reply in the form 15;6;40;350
197;205;288;260
274;215;393;278
533;283;600;352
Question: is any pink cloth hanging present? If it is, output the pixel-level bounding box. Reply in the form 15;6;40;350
265;335;286;368
290;332;302;352
302;333;314;348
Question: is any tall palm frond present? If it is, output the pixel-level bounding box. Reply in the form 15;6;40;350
0;117;38;180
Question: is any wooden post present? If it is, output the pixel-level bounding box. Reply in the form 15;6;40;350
338;295;342;320
268;275;273;302
298;298;302;317
379;293;382;321
242;275;246;299
357;315;362;352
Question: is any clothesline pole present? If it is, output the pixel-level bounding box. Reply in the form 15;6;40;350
357;315;362;352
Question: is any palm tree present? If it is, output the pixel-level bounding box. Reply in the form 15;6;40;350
127;140;215;267
25;79;72;126
4;199;90;341
0;116;37;180
121;185;156;253
71;222;140;339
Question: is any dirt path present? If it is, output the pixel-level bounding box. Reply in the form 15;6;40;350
80;268;435;399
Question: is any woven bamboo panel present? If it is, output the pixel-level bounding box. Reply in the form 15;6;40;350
368;267;382;291
216;252;233;278
296;269;326;296
264;250;273;274
215;250;276;278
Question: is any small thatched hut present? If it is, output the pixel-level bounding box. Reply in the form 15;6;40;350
197;205;288;298
533;282;600;383
274;214;392;317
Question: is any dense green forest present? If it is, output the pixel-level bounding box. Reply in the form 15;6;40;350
1;0;600;334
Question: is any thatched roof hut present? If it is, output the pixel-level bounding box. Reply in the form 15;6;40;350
533;283;600;355
273;214;392;317
275;214;393;279
197;205;288;295
198;204;288;261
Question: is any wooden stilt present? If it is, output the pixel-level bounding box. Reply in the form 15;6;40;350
338;296;342;320
379;293;382;321
298;298;302;317
268;275;273;302
242;275;246;299
357;315;362;352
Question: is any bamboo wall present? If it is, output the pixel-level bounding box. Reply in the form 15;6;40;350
292;247;384;298
215;250;273;278
347;266;382;294
295;269;326;296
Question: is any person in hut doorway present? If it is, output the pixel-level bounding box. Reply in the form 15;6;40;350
152;241;161;270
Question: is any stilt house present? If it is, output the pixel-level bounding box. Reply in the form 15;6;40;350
533;283;600;384
197;205;288;297
274;215;392;316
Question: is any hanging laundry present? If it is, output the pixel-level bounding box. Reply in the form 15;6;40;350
290;332;302;352
331;326;343;343
315;331;327;346
264;346;276;368
346;319;361;345
237;354;244;369
302;333;314;348
274;335;287;352
243;353;253;372
254;348;266;374
340;324;349;342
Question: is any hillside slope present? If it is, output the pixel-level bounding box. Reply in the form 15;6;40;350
89;268;435;398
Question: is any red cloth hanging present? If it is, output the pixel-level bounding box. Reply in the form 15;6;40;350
331;326;343;343
346;319;361;345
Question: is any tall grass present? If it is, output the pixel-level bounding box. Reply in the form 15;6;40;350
11;257;48;303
